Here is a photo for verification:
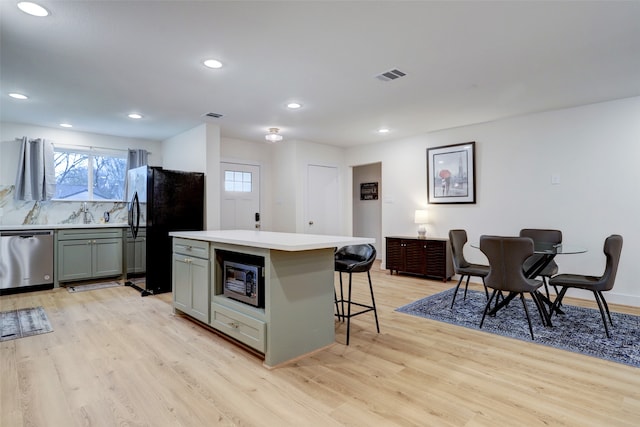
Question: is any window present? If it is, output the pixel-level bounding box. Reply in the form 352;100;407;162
53;148;127;200
224;170;252;192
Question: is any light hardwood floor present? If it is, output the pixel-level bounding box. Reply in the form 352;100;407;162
1;265;638;427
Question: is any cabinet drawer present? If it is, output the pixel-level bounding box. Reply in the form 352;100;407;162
173;238;209;259
57;228;123;240
211;302;266;353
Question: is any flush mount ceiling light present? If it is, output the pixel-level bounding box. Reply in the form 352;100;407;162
378;128;390;133
60;123;72;128
9;93;28;100
265;128;283;143
203;59;223;69
128;113;143;119
287;102;302;109
17;2;49;17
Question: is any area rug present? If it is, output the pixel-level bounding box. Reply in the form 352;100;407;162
0;306;53;342
67;281;122;293
396;288;639;368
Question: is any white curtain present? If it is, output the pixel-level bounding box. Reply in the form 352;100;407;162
127;149;148;170
14;137;56;201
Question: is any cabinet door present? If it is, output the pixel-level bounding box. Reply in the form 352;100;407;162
173;254;191;313
189;257;210;323
425;240;452;281
404;239;427;275
93;238;123;278
385;238;402;273
58;240;93;282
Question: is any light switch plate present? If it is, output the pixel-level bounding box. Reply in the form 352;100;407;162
551;174;561;185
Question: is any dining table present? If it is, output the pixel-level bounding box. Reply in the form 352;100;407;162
470;240;587;324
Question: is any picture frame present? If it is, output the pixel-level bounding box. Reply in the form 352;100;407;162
360;182;378;200
427;141;476;204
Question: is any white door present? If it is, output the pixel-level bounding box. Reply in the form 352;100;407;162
220;162;260;230
306;164;340;235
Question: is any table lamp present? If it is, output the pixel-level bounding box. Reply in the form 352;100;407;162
414;209;428;239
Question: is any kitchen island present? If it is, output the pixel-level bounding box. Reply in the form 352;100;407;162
169;230;374;367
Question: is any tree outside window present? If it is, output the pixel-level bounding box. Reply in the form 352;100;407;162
54;149;127;200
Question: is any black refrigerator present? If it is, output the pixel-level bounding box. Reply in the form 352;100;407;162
127;166;205;296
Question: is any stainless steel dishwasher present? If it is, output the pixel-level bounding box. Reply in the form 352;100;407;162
0;230;54;290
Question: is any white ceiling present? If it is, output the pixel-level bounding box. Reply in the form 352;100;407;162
2;1;639;147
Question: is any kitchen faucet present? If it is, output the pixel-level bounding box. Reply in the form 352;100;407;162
81;202;91;224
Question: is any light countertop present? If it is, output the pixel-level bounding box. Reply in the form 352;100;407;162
169;229;374;251
0;223;128;231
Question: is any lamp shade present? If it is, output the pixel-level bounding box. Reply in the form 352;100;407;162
414;209;428;224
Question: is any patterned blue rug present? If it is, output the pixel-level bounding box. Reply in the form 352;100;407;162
396;288;639;368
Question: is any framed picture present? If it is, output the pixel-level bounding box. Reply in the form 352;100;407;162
360;182;378;200
427;141;476;204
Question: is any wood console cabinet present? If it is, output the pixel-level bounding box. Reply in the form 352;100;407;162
385;236;453;282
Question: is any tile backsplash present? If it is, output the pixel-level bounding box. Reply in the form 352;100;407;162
0;185;128;226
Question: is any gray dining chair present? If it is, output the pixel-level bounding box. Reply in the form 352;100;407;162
519;228;562;300
479;235;549;340
549;234;623;338
449;229;489;308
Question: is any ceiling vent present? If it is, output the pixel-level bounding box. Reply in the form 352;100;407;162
375;69;407;82
203;112;224;119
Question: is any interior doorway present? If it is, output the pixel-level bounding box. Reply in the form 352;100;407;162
352;162;382;258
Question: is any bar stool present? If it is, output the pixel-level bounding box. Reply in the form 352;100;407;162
334;244;379;345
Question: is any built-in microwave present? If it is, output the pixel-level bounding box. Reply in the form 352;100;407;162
223;260;264;308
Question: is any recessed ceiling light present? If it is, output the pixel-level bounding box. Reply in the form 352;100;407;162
287;102;302;109
128;113;143;119
17;2;49;17
9;93;28;100
378;128;390;133
60;123;72;128
203;59;223;69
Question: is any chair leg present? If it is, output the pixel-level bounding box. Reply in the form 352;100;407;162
450;275;465;309
542;277;551;301
480;289;498;329
520;293;535;340
463;276;471;300
339;271;346;323
346;272;353;345
334;288;342;321
597;290;614;325
482;278;489;300
592;291;611;338
367;271;380;333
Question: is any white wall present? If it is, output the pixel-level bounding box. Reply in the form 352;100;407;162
162;124;208;173
345;97;640;306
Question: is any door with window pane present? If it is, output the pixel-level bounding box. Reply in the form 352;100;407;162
220;162;260;230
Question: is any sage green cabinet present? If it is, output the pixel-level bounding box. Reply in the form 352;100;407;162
172;238;210;323
56;228;123;284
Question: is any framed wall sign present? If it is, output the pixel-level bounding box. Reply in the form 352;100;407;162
360;182;378;200
427;141;476;204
